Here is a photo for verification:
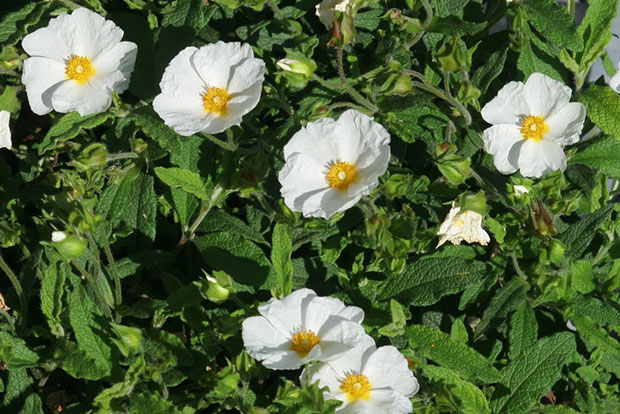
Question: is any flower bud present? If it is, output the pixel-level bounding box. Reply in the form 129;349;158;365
72;143;108;172
459;191;487;216
457;80;481;111
201;270;234;303
436;37;468;72
436;144;471;185
277;51;317;88
110;323;142;357
52;232;87;259
549;240;565;265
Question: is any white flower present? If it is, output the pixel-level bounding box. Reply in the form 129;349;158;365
51;231;67;242
437;202;490;247
481;72;586;178
153;42;265;136
278;109;390;219
302;335;419;414
316;0;351;29
21;8;137;116
242;288;366;370
0;111;11;149
0;291;9;311
610;67;620;93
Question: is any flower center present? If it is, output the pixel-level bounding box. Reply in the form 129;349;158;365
520;115;549;142
290;329;320;357
202;87;230;115
326;161;358;191
65;56;95;85
340;373;372;402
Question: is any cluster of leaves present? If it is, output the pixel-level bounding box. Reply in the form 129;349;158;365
1;0;620;413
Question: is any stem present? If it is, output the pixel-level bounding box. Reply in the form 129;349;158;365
327;102;370;113
106;152;139;162
312;74;345;90
174;185;226;253
71;259;113;319
510;251;528;280
99;227;123;313
0;252;25;325
567;0;575;16
408;76;472;126
0;308;15;333
266;0;301;35
336;47;379;113
203;133;238;151
419;0;434;28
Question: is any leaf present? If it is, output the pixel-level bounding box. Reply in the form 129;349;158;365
68;284;112;379
161;0;213;32
578;86;620;140
0;86;21;113
517;40;565;81
198;209;268;245
491;333;576;414
473;48;508;94
384;95;450;144
474;278;527;340
131;174;158;241
129;393;182;414
97;168;139;225
56;340;110;380
407;325;503;383
576;0;620;73
41;260;67;336
422;365;491;414
0;2;50;46
378;257;488;305
38;111;112;154
569;313;620;355
271;223;293;297
0;332;39;368
570;135;620;178
559;204;614;260
426;16;486;36
522;0;583;51
508;301;538;360
154;167;212;201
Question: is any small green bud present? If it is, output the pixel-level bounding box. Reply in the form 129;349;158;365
550;240;565;265
384;173;411;199
438;157;471;185
437;37;468;72
277;51;317;88
110;323;142;357
459;191;487;216
72;143;108;172
457;80;481;111
51;232;87;259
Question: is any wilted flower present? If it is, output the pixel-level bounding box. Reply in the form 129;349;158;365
21;8;137;116
278;109;390;219
302;335;419;414
316;0;351;29
0;291;10;311
437;202;490;247
610;65;620;93
242;288;366;370
481;72;586;178
0;110;10;149
153;41;265;136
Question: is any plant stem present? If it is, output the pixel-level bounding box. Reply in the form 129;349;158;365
106;152;139;162
510;251;528;280
99;227;123;313
0;308;15;333
312;74;345;90
419;0;434;27
71;259;113;320
174;185;226;253
566;0;575;16
336;47;379;113
203;133;238;151
0;252;26;326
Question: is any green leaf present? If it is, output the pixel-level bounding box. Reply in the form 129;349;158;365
0;86;21;113
41;260;67;336
522;0;583;51
570;135;620;178
2;368;37;411
517;40;565;81
378;257;488;305
98;168;139;226
0;332;39;368
559;204;614;260
578;86;620;140
131;174;158;241
576;0;620;73
271;223;293;297
569;313;620;355
38;111;112;154
56;340;110;380
422;365;491;414
426;16;486;36
161;0;214;33
129;393;182;414
490;332;576;414
155;167;212;201
68;284;112;379
508;301;538;360
473;48;508;94
407;325;503;383
199;209;268;245
474;278;527;340
384;95;449;144
0;2;50;46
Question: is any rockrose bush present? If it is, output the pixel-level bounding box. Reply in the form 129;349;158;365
2;0;620;413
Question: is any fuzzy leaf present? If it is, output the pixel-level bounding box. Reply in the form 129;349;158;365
38;112;112;154
570;135;620;178
508;301;538;360
576;0;620;73
0;332;39;368
155;167;212;201
474;278;528;340
0;2;50;46
473;48;508;94
522;0;583;51
422;365;491;414
578;86;620;140
271;223;293;296
559;204;614;260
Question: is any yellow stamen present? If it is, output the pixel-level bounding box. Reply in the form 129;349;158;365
520;115;549;142
326;161;358;191
340;373;372;402
290;330;320;357
65;56;95;85
202;87;230;115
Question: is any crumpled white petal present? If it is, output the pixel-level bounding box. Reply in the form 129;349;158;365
480;72;585;178
21;8;137;116
437;202;490;247
610;71;620;93
279;109;390;219
153;41;265;136
316;0;351;29
0;111;11;149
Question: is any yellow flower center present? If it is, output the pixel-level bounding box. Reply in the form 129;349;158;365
340;373;372;402
202;87;230;115
326;161;358;191
290;329;320;357
65;56;96;85
520;115;549;142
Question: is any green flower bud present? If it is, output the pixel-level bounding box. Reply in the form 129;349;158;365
459;191;487;216
276;51;317;84
438;157;471;185
51;232;87;259
384;173;411;199
457;80;481;111
72;143;108;172
550;240;565;265
110;323;142;357
437;37;468;72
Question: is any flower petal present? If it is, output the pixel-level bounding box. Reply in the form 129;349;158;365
49;78;113;116
227;58;265;95
480;81;529;125
258;288;317;338
21;12;75;61
362;346;419;398
0;111;11;149
283;117;340;166
314;318;367;362
525;72;572;118
334;109;390;167
92;41;138;94
610;71;620;93
241;316;290;361
70;8;124;57
152;93;207;136
517;139;566;178
158;46;204;102
22;57;67;115
544;102;585;145
482;124;523;175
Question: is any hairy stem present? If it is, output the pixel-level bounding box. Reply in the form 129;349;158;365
99;227;123;315
71;259;113;319
203;133;238;151
0;252;26;327
336;47;379;113
174;185;226;253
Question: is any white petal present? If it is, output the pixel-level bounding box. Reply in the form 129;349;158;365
261;349;306;370
334;109;390;167
258;288;317;338
242;316;290;359
337;401;368;414
22;13;75;61
517;139;566;178
21;57;67;115
544;102;585;146
610;71;620;93
314;318;366;362
49;78;112;116
92;41;138;94
365;389;400;413
152;94;207;136
480;81;529;125
482;124;523;175
362;346;419;398
279;153;332;214
192;42;259;90
227;58;265;95
158;46;205;102
0;111;11;149
389;393;414;414
283;117;340;165
69;8;124;57
525;72;572;118
318;188;362;219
